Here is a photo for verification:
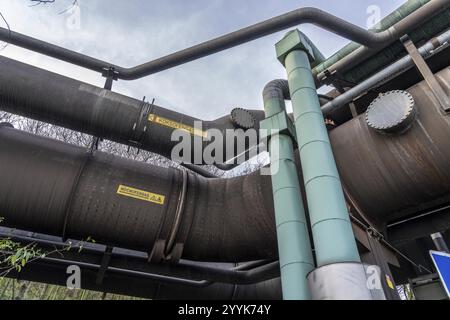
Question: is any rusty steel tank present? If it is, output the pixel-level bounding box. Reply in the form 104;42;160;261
330;66;450;227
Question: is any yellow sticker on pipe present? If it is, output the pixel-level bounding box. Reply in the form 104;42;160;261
148;114;207;138
386;275;395;290
117;185;165;205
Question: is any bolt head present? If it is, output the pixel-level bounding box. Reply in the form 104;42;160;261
275;29;315;66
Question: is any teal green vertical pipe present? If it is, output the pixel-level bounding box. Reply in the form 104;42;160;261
281;36;360;267
263;90;314;300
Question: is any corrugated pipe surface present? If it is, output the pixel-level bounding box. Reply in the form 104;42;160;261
0;124;277;262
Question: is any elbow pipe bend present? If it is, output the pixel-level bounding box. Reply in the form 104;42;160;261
263;80;290;103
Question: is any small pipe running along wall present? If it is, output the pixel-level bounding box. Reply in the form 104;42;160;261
0;123;278;263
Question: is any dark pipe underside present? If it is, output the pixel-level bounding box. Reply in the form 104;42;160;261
6;260;282;300
0;226;282;300
0;124;277;263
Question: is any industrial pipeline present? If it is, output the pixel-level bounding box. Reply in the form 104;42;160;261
0;0;447;83
1;65;450;259
1;0;450;300
0;123;278;263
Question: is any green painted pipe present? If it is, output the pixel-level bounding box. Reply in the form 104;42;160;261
313;0;450;82
277;30;360;267
313;0;428;75
341;7;450;84
261;82;314;300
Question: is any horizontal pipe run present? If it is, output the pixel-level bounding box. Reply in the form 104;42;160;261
314;0;450;81
5;259;282;300
321;29;450;115
0;228;282;300
0;124;278;263
0;55;264;169
0;226;279;285
0;3;444;81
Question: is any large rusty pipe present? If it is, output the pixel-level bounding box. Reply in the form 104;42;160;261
330;66;450;226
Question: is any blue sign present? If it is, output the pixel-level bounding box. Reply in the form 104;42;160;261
430;250;450;298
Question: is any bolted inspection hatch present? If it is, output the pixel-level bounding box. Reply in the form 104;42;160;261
365;90;417;134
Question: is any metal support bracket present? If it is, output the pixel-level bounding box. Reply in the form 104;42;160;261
260;111;297;147
101;67;119;90
95;246;113;285
89;67;119;151
401;35;450;113
128;97;154;152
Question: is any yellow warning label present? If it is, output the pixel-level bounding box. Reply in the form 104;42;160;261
117;185;165;205
386;275;395;290
148;114;207;138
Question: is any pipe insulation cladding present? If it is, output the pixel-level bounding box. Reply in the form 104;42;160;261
0;56;265;168
1;64;450;234
0;124;278;262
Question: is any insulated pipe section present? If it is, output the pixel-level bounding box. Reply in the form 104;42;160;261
321;29;450;115
0;3;444;80
277;30;361;267
262;80;314;300
0;56;264;168
314;0;450;82
0;125;277;262
0;226;280;286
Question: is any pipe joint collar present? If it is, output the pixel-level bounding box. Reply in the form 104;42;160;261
260;111;297;147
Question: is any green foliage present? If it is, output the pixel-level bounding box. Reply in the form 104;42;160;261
2;243;43;273
0;217;44;275
0;278;146;300
0;218;142;300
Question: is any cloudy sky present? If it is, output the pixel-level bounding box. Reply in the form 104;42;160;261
0;0;405;119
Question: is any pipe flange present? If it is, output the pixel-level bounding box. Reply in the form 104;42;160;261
365;90;417;134
230;108;256;129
